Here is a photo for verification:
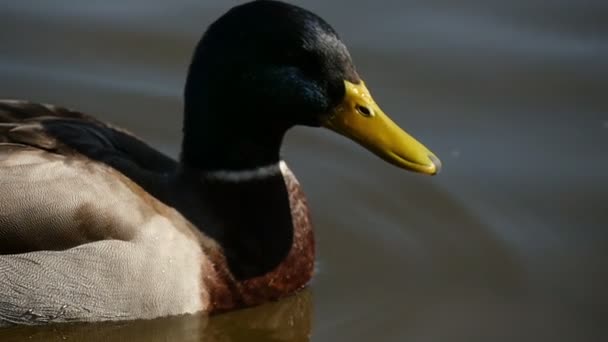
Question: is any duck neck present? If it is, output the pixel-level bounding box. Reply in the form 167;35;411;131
177;108;314;303
180;125;294;279
191;163;315;311
195;168;295;280
180;106;290;172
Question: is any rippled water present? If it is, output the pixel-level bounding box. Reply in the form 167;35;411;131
1;1;607;341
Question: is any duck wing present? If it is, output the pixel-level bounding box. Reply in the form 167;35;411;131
0;100;181;254
0;100;177;173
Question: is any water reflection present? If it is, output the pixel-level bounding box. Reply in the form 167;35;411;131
0;290;312;342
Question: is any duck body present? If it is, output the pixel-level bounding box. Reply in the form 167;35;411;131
0;100;314;325
0;0;440;326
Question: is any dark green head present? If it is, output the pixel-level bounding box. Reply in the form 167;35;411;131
182;0;440;174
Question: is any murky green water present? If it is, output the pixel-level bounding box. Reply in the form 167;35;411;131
0;1;606;341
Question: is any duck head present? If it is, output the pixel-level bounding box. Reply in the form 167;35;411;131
182;0;441;175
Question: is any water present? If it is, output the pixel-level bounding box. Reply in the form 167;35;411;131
1;0;607;341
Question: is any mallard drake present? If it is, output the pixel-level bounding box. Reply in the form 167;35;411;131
0;0;440;325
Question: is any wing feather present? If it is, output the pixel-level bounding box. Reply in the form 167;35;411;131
0;99;180;254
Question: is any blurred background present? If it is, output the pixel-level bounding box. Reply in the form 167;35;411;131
0;1;606;341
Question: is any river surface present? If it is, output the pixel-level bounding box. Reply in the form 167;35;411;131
0;1;607;341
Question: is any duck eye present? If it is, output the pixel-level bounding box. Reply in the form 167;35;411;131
356;105;373;117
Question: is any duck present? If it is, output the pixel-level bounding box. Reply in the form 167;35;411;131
0;0;440;326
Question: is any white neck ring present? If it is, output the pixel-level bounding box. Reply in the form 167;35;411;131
202;160;287;182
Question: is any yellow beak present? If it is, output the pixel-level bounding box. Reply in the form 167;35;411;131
322;80;441;175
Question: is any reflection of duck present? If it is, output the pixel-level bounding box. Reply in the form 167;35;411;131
0;0;440;325
1;290;313;341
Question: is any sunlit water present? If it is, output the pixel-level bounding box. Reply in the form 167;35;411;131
0;1;606;341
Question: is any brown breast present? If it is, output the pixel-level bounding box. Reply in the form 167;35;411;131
200;164;315;312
